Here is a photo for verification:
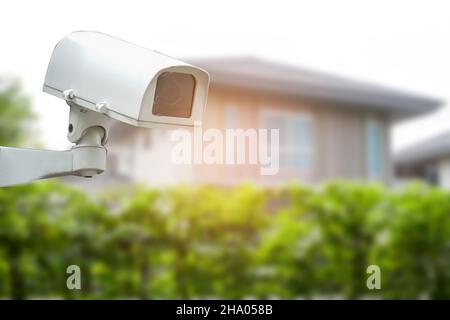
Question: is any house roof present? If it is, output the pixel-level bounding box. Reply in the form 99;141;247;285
395;131;450;165
187;57;442;120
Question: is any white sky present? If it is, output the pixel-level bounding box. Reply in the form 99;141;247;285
0;0;449;150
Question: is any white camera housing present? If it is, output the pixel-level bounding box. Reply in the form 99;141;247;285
0;31;209;187
44;31;209;128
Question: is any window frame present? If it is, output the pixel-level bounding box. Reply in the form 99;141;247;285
260;109;316;172
366;118;384;180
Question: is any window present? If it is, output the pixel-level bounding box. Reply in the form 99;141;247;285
225;105;239;129
143;131;152;149
425;165;439;186
262;111;315;171
366;120;383;179
126;141;136;173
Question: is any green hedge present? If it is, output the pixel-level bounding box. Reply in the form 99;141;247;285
0;181;449;299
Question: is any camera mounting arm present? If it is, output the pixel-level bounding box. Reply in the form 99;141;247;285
0;103;110;187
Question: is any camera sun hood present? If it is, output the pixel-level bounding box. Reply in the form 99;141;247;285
44;31;209;128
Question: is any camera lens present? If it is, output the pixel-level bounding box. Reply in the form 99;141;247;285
152;72;196;118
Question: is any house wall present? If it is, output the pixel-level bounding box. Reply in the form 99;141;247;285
437;158;450;188
394;158;439;187
394;158;450;188
107;85;393;186
193;85;392;185
394;157;450;188
109;127;194;185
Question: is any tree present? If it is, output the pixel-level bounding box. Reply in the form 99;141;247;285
0;78;34;146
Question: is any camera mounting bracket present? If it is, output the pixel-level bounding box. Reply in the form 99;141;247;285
0;103;111;187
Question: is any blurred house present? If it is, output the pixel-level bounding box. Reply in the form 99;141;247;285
96;57;441;187
395;131;450;188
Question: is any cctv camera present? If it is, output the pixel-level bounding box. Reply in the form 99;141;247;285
44;31;209;129
0;31;210;187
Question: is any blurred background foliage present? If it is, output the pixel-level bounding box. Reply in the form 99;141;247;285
0;181;450;299
1;79;450;299
0;78;34;147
